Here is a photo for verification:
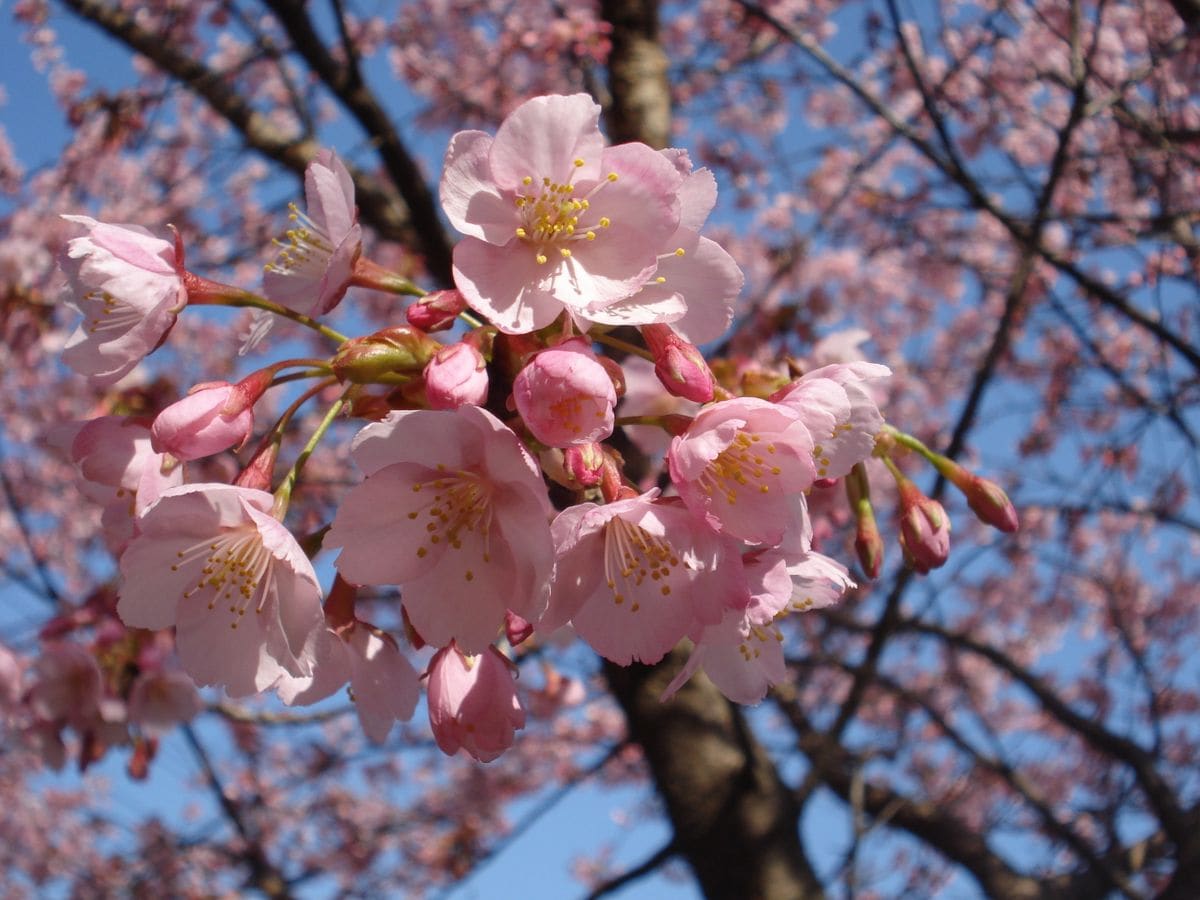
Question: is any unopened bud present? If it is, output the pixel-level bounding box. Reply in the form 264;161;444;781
895;478;951;574
406;289;468;332
233;440;279;492
641;324;715;403
424;342;489;410
941;463;1018;533
331;326;440;383
504;610;534;646
563;442;606;487
845;463;883;579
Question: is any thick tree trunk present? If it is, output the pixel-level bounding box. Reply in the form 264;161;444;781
604;654;824;899
596;3;822;896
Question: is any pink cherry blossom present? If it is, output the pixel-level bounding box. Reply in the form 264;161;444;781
542;491;742;665
150;380;257;461
60;416;183;553
440;93;683;333
58;215;186;384
587;151;743;344
773;362;891;481
264;149;362;316
279;622;420;744
116;484;325;697
668;397;817;546
127;671;203;735
327;406;555;653
512;338;616;446
426;644;525;763
895;480;952;573
424;342;489;410
663;547;853;704
28;642;103;730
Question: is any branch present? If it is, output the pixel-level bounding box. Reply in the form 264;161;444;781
736;0;1200;376
182;724;295;899
59;0;415;246
263;0;454;284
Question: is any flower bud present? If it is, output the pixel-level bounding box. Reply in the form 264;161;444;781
896;479;951;574
641;324;715;403
940;463;1018;533
512;338;616;447
504;610;534;646
406;289;468;332
563;442;606;487
427;644;525;763
331;326;440;383
150;371;269;461
846;464;883;579
424;342;489;410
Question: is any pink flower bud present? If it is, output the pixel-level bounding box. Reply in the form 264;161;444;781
855;509;885;579
150;374;264;461
504;610;534;646
427;644;525;763
958;472;1019;533
563;442;606;487
896;481;951;574
641;324;715;403
512;338;616;447
406;289;467;332
424;342;489;410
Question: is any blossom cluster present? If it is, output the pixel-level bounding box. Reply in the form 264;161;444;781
49;94;1015;763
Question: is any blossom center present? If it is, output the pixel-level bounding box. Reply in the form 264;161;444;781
408;468;495;573
512;160;616;265
84;291;145;334
697;431;782;505
603;516;682;613
266;203;335;277
173;527;273;629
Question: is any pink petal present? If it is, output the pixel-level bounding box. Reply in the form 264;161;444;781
489;94;605;190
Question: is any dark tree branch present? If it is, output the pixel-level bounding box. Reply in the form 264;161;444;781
263;0;454;285
60;0;416;248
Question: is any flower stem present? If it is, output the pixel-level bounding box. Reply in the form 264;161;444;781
592;331;653;361
273;391;348;519
193;291;349;345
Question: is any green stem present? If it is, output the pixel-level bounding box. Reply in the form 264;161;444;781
195;292;349;345
592;331;653;361
273;388;349;518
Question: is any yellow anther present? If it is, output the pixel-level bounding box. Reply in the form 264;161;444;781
515;227;527;238
674;247;686;257
536;253;548;265
585;231;596;241
574;158;585;167
560;248;572;258
599;217;611;228
606;172;618;182
655;276;666;284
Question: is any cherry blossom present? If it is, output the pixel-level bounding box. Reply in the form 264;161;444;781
116;484;325;697
440;93;683;333
279;622;420;744
668;397;817;546
773;362;891;481
150;379;259;461
327;406;555;653
426;644;525;763
264;149;362;316
543;491;741;665
58;215;186;384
